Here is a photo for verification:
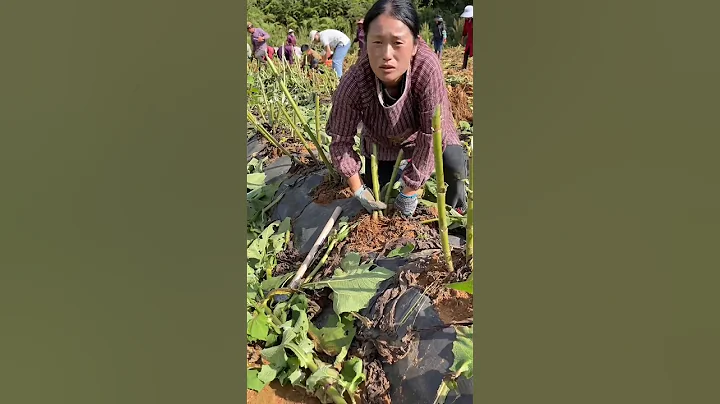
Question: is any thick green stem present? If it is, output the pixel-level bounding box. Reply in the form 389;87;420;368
371;143;381;221
247;111;300;165
384;150;404;213
265;58;335;175
258;74;273;126
466;137;473;268
315;93;322;147
303;239;337;284
432;106;454;272
278;104;320;165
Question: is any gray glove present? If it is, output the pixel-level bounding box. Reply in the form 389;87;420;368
354;185;387;213
394;192;418;217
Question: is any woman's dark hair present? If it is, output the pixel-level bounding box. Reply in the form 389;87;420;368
301;44;310;52
363;0;420;40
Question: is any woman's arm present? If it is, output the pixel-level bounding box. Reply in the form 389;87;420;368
401;56;449;193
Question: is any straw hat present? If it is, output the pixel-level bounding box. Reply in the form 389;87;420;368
460;5;473;18
309;30;318;41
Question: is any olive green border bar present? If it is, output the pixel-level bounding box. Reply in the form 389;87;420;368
1;1;246;403
475;1;720;403
470;9;480;404
240;2;249;400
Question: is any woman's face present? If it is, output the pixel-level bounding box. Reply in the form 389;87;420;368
366;13;418;88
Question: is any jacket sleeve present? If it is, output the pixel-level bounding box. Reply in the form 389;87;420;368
401;58;447;190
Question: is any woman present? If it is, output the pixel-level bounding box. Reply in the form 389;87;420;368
326;0;468;217
460;5;473;69
309;28;352;78
432;15;447;58
353;19;367;59
286;29;297;46
247;22;270;62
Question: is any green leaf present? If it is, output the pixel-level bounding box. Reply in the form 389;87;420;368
387;243;415;258
333;346;349;369
340;252;361;269
449;325;473;379
248;172;266;190
278;357;304;386
309;314;356;356
446;273;473;295
261;272;294;292
261;345;288;369
247;310;270;342
340;357;365;395
247;368;267;392
307;363;341;392
303;266;394;314
257;364;279;384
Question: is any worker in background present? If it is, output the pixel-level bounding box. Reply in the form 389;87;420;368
278;38;295;65
247;22;271;62
309;28;352;78
300;44;323;72
353;19;367;59
287;29;297;46
460;5;473;70
432;15;447;58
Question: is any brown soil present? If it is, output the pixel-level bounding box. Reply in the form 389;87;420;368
312;175;353;205
247;382;322;404
247;344;267;369
434;289;473;324
250;124;317;167
412;251;474;325
274;248;303;276
342;214;436;256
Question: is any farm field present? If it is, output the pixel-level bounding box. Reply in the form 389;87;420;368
246;12;474;403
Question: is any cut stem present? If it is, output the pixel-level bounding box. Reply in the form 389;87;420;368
303;238;337;284
258;74;273;126
315;93;322;147
371;143;381;221
466;137;473;268
432;106;454;272
247;111;300;165
265;58;335;176
278;104;319;165
384;150;404;213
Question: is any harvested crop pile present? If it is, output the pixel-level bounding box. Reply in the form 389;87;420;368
448;84;473;123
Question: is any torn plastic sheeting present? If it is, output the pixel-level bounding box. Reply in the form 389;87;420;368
269;172;325;222
291;197;364;256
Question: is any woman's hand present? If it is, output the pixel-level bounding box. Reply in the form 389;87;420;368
394;192;418;217
354;185;387;213
349;174;386;213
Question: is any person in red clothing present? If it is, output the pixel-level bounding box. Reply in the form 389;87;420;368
326;0;468;217
460;5;473;70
